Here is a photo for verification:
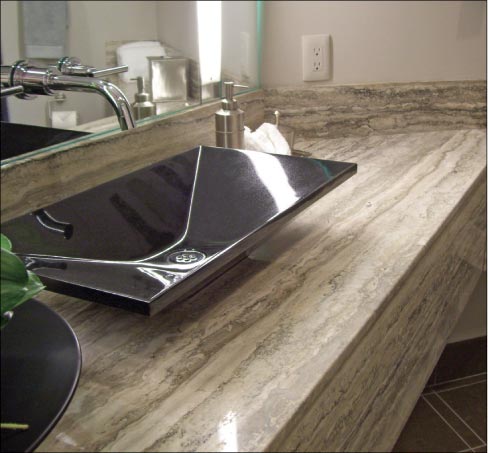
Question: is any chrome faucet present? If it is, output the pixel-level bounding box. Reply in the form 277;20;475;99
0;57;136;131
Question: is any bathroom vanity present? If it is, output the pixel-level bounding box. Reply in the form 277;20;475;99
30;128;485;452
1;81;485;452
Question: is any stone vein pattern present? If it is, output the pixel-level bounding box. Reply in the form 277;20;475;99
0;90;264;223
35;128;486;452
264;81;486;139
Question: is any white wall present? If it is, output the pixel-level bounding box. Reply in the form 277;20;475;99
1;1;159;127
262;1;487;87
222;1;259;86
156;1;259;86
156;1;198;60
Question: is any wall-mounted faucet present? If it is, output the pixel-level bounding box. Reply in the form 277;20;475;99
0;57;136;131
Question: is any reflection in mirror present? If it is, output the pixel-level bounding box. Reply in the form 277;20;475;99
0;0;261;163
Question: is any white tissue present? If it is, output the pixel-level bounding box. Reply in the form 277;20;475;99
244;123;291;155
116;41;166;83
51;110;77;129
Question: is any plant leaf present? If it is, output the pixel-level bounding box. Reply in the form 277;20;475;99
27;270;44;288
1;280;31;312
0;234;12;251
1;274;45;314
24;270;45;300
0;239;45;329
1;248;28;283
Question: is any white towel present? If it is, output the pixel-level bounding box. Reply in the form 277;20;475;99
21;1;67;59
116;41;166;83
244;123;291;155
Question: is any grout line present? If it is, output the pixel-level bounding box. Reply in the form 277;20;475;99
422;395;472;451
434;392;486;446
424;375;487;394
435;372;487;386
423;379;487;396
459;445;487;453
433;380;488;395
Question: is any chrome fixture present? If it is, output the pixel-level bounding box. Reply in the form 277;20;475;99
0;58;136;131
215;81;247;149
0;85;24;98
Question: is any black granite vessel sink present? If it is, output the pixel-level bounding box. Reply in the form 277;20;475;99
2;146;357;315
1;122;90;161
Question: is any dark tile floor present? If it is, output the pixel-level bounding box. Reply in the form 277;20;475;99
393;337;487;453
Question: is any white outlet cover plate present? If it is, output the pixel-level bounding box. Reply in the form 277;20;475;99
302;34;331;82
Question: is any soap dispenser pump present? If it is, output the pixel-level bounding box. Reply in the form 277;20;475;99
130;77;156;120
215;81;247;149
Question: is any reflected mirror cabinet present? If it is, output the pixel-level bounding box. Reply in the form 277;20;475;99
0;0;262;163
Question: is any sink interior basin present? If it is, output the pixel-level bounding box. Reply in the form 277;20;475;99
2;145;357;315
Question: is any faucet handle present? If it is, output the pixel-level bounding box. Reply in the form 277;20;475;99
88;65;128;78
56;57;128;79
56;56;83;74
0;85;24;98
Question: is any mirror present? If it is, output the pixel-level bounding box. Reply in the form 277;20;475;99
0;0;262;163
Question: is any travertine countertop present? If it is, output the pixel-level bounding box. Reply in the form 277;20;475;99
36;128;486;452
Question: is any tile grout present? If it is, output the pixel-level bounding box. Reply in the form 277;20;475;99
438;371;486;384
421;395;472;451
434;392;486;446
458;445;486;453
424;379;488;396
434;372;487;386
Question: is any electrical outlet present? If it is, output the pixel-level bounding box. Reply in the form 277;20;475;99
302;34;331;81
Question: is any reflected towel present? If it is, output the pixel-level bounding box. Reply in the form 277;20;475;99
116;41;166;83
21;0;67;59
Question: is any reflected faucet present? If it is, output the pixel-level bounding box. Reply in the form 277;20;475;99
0;58;136;131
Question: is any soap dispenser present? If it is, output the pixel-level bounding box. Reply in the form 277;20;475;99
215;81;247;149
130;77;156;120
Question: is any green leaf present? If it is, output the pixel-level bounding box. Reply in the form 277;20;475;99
0;234;12;251
24;270;45;300
27;270;44;288
0;234;45;329
1;280;28;310
1;248;28;283
1;273;45;314
0;246;45;327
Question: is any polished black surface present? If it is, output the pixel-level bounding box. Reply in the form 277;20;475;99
2;146;357;315
1;299;81;453
1;122;90;161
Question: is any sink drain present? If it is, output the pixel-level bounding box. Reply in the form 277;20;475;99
167;250;206;264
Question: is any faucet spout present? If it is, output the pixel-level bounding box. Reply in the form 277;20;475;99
1;60;136;131
48;74;136;130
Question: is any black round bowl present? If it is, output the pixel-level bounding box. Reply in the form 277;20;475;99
1;299;82;452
